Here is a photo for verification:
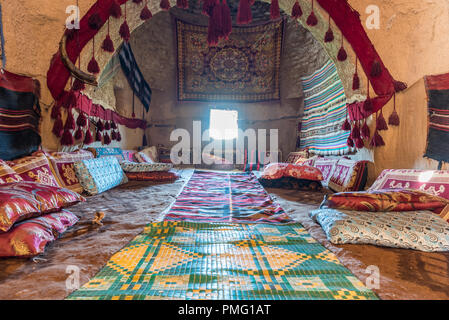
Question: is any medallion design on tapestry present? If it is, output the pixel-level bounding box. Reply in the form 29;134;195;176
176;19;283;102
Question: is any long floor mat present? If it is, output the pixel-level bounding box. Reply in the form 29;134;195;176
67;221;378;300
164;171;293;224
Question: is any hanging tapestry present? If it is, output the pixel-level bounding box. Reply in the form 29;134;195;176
119;42;152;112
176;19;283;102
299;61;351;156
424;72;449;163
0;70;41;161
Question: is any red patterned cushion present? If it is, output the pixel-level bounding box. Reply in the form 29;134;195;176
286;150;309;164
43;150;94;193
314;158;338;186
285;164;324;181
7;154;59;187
261;163;288;180
328;159;369;192
324;189;449;215
0;160;23;184
126;171;179;182
0;210;79;257
0;182;85;233
370;169;449;200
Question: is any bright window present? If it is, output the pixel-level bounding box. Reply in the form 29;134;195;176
209;109;239;140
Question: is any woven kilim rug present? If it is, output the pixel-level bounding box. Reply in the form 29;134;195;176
67;221;378;300
163;171;293;225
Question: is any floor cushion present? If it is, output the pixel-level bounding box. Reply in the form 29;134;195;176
369;169;449;200
0;210;79;257
0;182;85;233
0;160;23;184
328;159;369;192
322;189;449;216
310;208;449;252
313;158;338;186
7;154;60;187
125;171;179;182
134;152;155;164
43;150;94;193
74;157;128;195
286;150;309;165
141;146;159;163
120;161;173;173
285;164;324;181
260;163;288;180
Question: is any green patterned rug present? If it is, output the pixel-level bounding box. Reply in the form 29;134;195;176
68;221;378;300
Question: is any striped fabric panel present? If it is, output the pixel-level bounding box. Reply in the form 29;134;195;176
300;61;351;156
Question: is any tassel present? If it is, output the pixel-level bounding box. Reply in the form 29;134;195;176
177;0;189;9
270;0;280;20
102;34;115;53
352;58;360;90
337;47;347;62
342;118;351;131
160;0;171;10
324;15;334;42
361;121;370;140
389;94;400;126
394;80;407;92
351;122;360;140
63;90;77;109
207;1;222;46
117;130;122;142
363;98;373;113
140;3;152;20
88;57;100;74
52;115;64;138
221;0;232;40
97;119;104;132
88;13;102;30
75;128;84;141
119;21;130;42
96;129;103;142
377;111;388;131
291;1;302;19
110;0;122;18
84;128;94;145
202;0;216;17
103;132;112;145
61;129;75;146
51;105;61;120
65;110;76;131
347;136;354;148
370;130;385;147
105;121;111;131
111;121;117;129
307;0;318;26
76;112;87;128
237;0;252;25
371;60;382;78
111;130;117;141
355;137;364;149
72;78;85;91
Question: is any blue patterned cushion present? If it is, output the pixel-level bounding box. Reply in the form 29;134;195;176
120;161;173;173
92;148;124;161
74;157;128;195
310;208;449;252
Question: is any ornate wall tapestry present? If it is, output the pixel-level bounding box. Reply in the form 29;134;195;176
424;73;449;163
176;19;283;102
299;61;352;156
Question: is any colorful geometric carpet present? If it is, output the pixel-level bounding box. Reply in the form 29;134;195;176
163;171;293;225
299;61;352;156
67;221;378;300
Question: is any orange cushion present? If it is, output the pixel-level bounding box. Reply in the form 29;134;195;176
285;164;324;181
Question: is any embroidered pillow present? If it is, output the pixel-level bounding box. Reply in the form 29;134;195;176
261;163;288;180
310;208;449;252
328;159;369;193
285;164;324;181
0;182;85;233
125;171;180;182
44;150;94;193
0;160;23;184
141;146;159;163
322;189;449;216
0;210;79;257
74;157;128;195
134;152;155;164
313;158;338;186
286;150;309;164
120;161;173;173
7;154;60;187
